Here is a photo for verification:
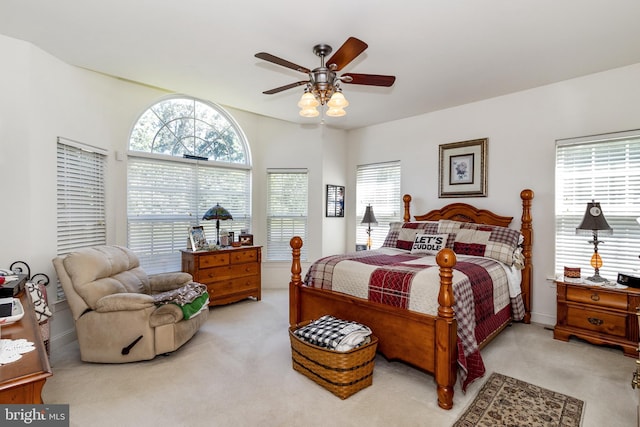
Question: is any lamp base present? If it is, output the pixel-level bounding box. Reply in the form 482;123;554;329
586;273;608;283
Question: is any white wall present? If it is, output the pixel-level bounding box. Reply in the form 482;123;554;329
346;62;640;325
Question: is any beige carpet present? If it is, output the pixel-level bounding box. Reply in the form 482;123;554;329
453;372;584;426
43;289;637;427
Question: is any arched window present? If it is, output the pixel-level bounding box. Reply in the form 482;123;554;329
128;96;251;272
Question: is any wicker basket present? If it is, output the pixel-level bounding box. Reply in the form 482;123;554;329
289;322;378;399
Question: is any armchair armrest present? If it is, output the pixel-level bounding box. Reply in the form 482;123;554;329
95;293;155;312
148;272;193;292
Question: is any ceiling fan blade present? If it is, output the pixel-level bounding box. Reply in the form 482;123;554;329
262;81;309;95
255;52;310;74
327;37;368;71
341;73;396;87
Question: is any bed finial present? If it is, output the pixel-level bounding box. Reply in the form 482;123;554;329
403;194;412;222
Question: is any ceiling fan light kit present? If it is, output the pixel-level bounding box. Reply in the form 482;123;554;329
255;37;396;119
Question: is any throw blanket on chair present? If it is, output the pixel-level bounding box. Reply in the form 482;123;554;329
153;282;209;319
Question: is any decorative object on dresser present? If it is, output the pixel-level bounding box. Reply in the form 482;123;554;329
182;246;261;306
576;200;612;282
202;203;233;246
554;279;640;357
189;225;208;251
239;232;254;246
289;189;534;410
361;204;377;250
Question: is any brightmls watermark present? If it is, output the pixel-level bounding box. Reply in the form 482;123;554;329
0;405;69;426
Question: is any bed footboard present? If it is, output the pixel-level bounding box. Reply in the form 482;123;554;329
288;237;458;410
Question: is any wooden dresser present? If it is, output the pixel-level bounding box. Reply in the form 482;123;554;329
554;280;640;357
0;288;52;403
181;246;261;306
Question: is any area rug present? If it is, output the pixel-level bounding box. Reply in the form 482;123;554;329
453;372;584;426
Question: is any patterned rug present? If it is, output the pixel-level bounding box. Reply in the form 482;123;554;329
453;372;584;426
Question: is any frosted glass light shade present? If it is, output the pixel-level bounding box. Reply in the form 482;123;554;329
328;91;349;108
326;107;346;117
299;107;319;117
297;92;319;108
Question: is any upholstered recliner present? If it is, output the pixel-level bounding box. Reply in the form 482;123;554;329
52;245;208;363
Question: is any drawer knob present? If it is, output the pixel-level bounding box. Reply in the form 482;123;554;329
590;294;600;302
587;317;603;326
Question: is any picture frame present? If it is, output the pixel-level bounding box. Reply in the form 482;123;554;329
438;138;488;198
326;184;345;217
188;226;208;251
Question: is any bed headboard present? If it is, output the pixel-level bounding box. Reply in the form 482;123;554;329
402;189;534;323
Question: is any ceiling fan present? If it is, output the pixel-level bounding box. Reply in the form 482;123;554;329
255;37;396;117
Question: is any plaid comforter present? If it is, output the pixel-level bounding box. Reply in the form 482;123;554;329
303;247;525;390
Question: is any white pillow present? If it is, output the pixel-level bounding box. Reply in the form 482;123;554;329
410;233;448;255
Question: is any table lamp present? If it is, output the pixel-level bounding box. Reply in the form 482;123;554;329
361;205;378;250
576;200;612;282
202;204;233;245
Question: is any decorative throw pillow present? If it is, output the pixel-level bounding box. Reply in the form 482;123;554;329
382;222;403;248
395;222;439;250
410;233;449;255
442;220;523;266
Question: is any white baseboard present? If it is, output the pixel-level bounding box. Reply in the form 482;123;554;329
50;328;77;353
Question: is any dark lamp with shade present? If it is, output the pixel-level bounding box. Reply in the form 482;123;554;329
576;200;612;282
202;204;233;246
361;205;378;250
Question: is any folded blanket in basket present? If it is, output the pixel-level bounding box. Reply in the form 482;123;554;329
294;315;372;352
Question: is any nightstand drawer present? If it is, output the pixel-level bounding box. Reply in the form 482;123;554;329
566;306;626;337
566;287;627;310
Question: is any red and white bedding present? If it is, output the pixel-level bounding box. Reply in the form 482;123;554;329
303;247;525;390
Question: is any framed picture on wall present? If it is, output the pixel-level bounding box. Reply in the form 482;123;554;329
326;185;345;217
439;138;488;198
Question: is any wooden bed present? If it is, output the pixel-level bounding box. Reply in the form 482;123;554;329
288;189;533;409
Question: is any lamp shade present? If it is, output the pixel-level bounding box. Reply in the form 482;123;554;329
576;201;612;235
202;204;233;221
361;205;378;225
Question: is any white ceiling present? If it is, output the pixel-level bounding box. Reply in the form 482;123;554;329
1;0;639;130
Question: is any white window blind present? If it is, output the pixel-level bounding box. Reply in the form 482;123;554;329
267;169;308;261
356;161;401;248
57;138;107;299
555;131;640;280
128;155;251;273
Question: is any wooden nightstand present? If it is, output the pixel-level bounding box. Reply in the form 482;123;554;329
554;280;640;357
181;246;261;306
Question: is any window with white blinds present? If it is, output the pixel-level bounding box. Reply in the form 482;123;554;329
555;131;640;280
266;169;308;261
128;96;251;273
56;138;107;299
128;156;251;273
356;161;401;248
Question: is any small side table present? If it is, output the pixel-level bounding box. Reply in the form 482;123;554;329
554;279;640;357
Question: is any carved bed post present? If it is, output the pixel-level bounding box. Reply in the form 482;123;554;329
435;248;457;410
520;189;534;324
403;194;412;222
289;236;303;326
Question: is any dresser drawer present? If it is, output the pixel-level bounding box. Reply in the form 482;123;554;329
198;253;230;268
566;306;627;337
197;262;260;284
230;248;259;264
566;287;627;310
208;276;260;297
